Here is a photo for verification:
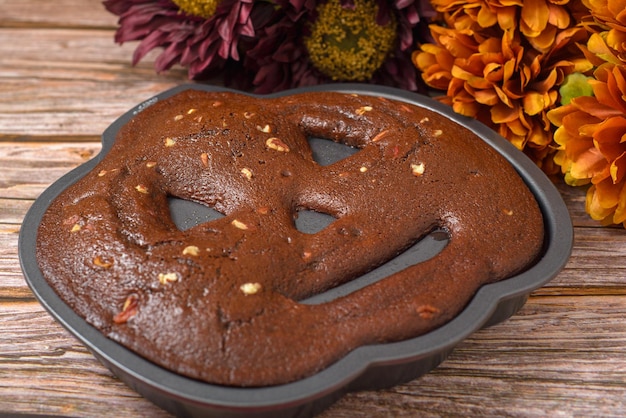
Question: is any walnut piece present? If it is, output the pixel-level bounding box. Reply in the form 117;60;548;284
240;167;253;180
182;245;200;256
113;294;139;324
257;124;272;133
265;137;290;152
158;272;179;285
93;256;113;268
240;282;262;295
356;105;373;115
411;163;425;176
135;184;149;194
416;304;440;320
200;152;209;167
231;219;249;230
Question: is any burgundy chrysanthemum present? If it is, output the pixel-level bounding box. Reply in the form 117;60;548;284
103;0;274;80
245;0;434;94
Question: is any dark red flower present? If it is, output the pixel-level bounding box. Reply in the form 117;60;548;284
245;0;434;94
103;0;273;79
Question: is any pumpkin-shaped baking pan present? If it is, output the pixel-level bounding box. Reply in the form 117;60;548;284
19;84;573;417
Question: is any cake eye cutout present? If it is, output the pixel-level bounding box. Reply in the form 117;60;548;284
308;137;360;166
294;209;336;234
168;197;225;231
301;228;449;305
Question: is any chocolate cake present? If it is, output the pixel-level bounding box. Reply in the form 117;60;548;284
36;89;544;386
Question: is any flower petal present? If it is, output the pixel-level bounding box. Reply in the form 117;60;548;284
521;0;549;36
547;103;577;127
528;23;557;51
610;151;626;184
586;185;614;221
473;89;500;105
572;95;623;120
490;102;518;124
477;5;497;28
496;6;518;31
570;146;607;181
587;33;621;65
523;91;547;115
547;2;570;29
613;183;626;225
594;177;622;208
593;116;626;159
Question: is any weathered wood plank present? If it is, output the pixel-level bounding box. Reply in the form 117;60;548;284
1;26;157;68
0;224;33;299
0;26;189;136
2;0;118;28
0;77;188;137
0;198;32;224
0;224;22;271
0;141;101;199
0;301;171;417
543;226;626;291
322;294;626;417
1;296;624;416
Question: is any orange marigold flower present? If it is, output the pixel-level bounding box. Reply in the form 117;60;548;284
430;0;583;52
547;62;626;227
413;0;592;173
581;0;626;63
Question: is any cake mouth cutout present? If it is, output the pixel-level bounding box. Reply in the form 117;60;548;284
170;191;450;305
301;228;450;305
33;85;552;391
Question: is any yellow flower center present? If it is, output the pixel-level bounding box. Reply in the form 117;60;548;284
171;0;219;18
304;0;397;81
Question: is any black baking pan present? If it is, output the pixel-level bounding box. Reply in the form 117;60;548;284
19;84;573;417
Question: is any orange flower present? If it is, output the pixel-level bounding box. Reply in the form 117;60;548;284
582;0;626;62
414;0;592;172
430;0;581;52
547;62;626;226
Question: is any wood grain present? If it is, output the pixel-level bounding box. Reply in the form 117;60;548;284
0;302;169;417
0;0;188;138
0;141;101;199
1;0;625;416
1;0;119;28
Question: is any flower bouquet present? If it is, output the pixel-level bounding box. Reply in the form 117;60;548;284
104;0;626;228
103;0;435;92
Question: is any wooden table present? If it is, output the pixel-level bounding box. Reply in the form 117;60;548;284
1;1;625;416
